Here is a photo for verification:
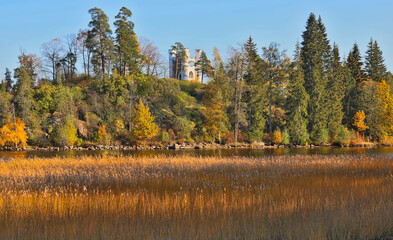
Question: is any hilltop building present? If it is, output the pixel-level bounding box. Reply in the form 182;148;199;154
169;48;202;81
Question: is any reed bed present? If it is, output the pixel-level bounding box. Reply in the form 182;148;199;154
0;154;393;239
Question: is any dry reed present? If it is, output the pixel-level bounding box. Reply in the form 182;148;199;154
0;154;393;239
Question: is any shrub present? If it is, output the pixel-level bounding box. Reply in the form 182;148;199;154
311;128;329;145
263;133;271;144
272;130;282;144
281;129;290;145
161;131;170;144
335;125;350;146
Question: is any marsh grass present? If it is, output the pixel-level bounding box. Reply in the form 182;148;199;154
0;154;393;239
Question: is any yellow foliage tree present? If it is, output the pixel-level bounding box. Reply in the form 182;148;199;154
202;83;228;143
132;99;158;141
353;111;368;133
0;117;28;147
376;80;393;138
272;129;282;144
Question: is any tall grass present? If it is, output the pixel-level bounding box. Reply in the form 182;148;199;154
0;154;393;239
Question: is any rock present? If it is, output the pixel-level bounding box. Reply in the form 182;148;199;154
170;144;181;149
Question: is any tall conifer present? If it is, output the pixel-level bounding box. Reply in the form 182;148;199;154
87;7;114;77
287;43;309;144
326;44;345;140
365;39;386;82
301;13;331;143
114;7;141;76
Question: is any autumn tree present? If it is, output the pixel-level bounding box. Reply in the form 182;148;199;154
15;51;42;86
0;117;28;148
353;110;368;134
87;7;114;77
201;82;229;143
132;99;158;141
114;7;141;76
227;46;246;143
262;42;288;135
211;47;230;103
97;124;111;145
139;37;165;77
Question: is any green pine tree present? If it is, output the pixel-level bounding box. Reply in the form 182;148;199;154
87;7;114;77
195;51;212;84
4;68;12;93
326;44;345;141
114;7;141;76
287;43;309;145
301;13;332;144
171;42;187;79
243;37;267;142
365;39;386;82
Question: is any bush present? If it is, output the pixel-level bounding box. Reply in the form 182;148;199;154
161;131;170;144
281;129;290;145
335;125;350;146
262;133;271;144
311;128;329;145
272;130;282;144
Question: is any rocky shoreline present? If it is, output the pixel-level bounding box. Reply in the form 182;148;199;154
0;141;387;152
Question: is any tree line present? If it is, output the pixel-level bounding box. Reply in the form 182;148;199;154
0;10;392;148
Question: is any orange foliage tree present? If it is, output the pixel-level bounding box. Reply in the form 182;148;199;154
97;124;111;145
353;111;369;133
0;117;28;147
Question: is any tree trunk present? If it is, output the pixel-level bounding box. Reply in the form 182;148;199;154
269;81;272;135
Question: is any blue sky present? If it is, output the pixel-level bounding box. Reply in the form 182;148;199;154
0;0;392;79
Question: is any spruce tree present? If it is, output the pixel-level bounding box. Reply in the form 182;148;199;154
14;66;37;136
365;39;386;82
0;82;12;126
114;7;141;76
326;44;345;141
87;7;114;77
243;37;267;142
4;68;12;93
344;43;366;127
300;13;332;143
287;43;309;145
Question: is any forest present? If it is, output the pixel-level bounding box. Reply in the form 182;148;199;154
0;7;392;148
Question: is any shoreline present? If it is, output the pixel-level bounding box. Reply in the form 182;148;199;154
0;141;389;152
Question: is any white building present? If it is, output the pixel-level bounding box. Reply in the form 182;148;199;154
169;48;203;81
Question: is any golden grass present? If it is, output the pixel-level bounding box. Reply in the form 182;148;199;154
0;154;393;239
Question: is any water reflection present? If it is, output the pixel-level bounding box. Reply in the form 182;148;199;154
1;147;393;159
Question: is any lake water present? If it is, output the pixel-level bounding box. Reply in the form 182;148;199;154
1;147;393;159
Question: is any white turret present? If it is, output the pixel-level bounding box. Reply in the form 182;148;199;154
169;47;203;82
